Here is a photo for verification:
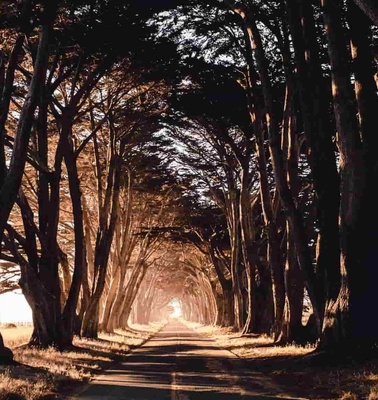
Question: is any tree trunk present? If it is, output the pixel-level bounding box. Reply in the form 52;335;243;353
235;5;320;332
20;264;63;348
81;139;123;338
276;79;305;344
118;263;149;329
0;332;13;364
352;0;378;26
0;34;25;186
229;197;244;331
278;221;305;344
222;286;234;327
208;241;234;327
25;109;71;348
286;0;340;326
0;6;56;239
320;0;378;351
100;266;120;332
253;111;284;339
106;268;128;332
61;135;85;347
235;11;285;338
252;260;274;334
213;290;224;326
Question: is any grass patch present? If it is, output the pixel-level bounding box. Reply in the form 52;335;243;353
1;325;33;349
186;321;378;400
0;322;162;400
0;369;57;400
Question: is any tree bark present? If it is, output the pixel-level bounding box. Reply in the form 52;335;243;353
320;0;378;351
352;0;378;26
233;9;286;338
208;240;234;327
0;35;25;186
81;133;123;338
60;134;85;347
0;332;13;364
235;6;321;333
286;0;340;327
0;5;56;239
100;265;121;332
118;262;149;329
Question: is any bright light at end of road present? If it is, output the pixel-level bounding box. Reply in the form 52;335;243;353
169;299;182;318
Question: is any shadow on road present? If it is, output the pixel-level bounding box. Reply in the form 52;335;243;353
73;321;304;400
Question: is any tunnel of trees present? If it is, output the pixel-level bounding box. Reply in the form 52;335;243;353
0;0;377;362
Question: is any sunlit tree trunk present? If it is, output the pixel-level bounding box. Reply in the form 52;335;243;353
81;136;123;338
60;134;85;346
133;267;162;324
100;263;121;331
228;190;244;331
0;34;25;186
101;171;136;332
26;109;72;348
252;101;283;339
198;270;217;325
233;12;285;339
286;0;340;330
0;6;60;351
0;39;22;351
106;266;129;332
208;239;234;326
118;261;149;328
0;0;49;238
259;178;284;341
278;86;305;344
240;185;273;335
236;6;320;334
76;197;94;333
320;0;378;352
114;212;164;329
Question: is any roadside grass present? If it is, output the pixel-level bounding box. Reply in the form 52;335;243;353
1;324;33;349
185;321;378;400
0;322;162;400
5;320;378;400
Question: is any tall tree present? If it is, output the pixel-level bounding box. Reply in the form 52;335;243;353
320;0;378;352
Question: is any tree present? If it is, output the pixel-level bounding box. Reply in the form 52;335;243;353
0;0;58;360
320;0;378;352
351;0;378;26
0;0;181;348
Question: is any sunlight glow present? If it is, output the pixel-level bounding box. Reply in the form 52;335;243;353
0;290;32;323
169;299;182;319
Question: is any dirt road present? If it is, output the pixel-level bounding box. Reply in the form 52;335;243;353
71;321;307;400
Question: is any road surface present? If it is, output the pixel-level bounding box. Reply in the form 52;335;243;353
71;321;307;400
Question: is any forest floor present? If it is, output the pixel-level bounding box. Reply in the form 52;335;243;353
1;321;378;400
186;321;378;400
